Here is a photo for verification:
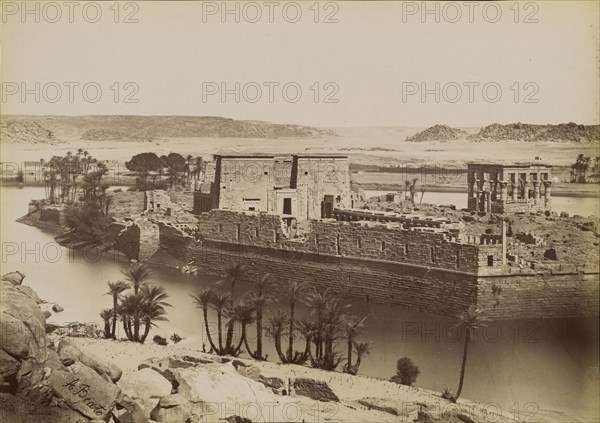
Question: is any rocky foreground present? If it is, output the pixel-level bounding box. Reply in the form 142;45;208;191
0;271;587;423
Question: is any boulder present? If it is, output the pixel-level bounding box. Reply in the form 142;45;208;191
0;392;86;423
2;271;25;285
118;368;173;416
116;391;150;423
150;393;192;422
47;361;121;420
171;363;278;407
293;378;339;402
138;355;213;387
52;304;64;313
43;311;52;319
0;279;47;396
58;339;122;382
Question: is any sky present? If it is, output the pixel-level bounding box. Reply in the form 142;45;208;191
1;1;598;127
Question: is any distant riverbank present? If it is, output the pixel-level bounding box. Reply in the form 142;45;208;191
355;181;599;198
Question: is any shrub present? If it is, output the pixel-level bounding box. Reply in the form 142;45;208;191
390;356;420;386
441;388;456;403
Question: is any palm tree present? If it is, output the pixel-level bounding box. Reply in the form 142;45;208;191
106;281;129;339
118;293;145;341
305;287;349;370
342;315;367;374
139;284;171;343
351;341;372;375
454;306;486;401
122;262;153;341
211;291;232;353
228;301;255;356
100;309;113;339
247;274;275;360
281;279;306;364
266;310;288;362
297;319;317;363
218;263;247;300
191;288;218;353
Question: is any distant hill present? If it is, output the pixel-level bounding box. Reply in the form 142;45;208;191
405;124;468;142
469;122;599;142
0;119;63;144
1;115;335;143
406;122;599;143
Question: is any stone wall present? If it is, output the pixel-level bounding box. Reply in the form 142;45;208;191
156;209;598;320
110;191;145;218
39;207;64;225
184;240;479;317
194;209;486;273
478;272;600;319
137;220;160;261
113;222;140;260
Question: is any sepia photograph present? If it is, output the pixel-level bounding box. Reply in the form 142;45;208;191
0;1;598;422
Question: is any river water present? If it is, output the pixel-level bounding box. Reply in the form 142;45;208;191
1;186;598;420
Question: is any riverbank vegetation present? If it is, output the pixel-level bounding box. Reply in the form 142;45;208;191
190;264;373;375
101;263;171;343
97;260;486;401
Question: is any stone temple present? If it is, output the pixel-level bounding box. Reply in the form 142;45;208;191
193;154;355;221
467;162;552;213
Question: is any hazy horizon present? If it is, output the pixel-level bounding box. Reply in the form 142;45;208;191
1;1;598;127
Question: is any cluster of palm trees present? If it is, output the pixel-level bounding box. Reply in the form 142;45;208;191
132;153;207;191
100;263;171;343
191;263;372;374
570;154;594;183
41;149;110;209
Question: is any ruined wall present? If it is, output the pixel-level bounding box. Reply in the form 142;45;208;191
137;220;160;261
196;210;287;247
184;240;479;316
478;272;600;319
112;222;140;260
156;210;599;319
110;191;145;218
39;207;64;225
195;210;485;272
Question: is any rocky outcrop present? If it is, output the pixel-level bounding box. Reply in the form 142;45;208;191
0;276;47;397
469;122;600;143
47;361;121;420
0;273;123;421
2;271;25;285
117;368;172;416
0;119;62;144
58;339;122;382
171;362;278;406
150;393;192;422
406;125;468;142
293;377;339;402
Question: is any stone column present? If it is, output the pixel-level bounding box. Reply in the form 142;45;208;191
543;180;552;208
499;181;508;201
511;181;517;201
533;180;540;203
522;180;528;200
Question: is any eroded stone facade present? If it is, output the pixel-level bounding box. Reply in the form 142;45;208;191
467;163;552;213
193;154;353;221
